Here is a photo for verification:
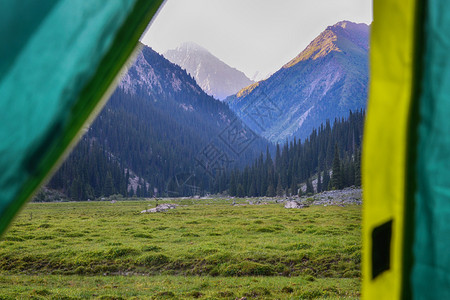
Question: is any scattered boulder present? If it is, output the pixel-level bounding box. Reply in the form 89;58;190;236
141;203;178;213
302;187;362;206
284;201;309;209
282;187;361;208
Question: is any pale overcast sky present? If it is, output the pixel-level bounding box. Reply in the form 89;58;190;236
142;0;372;79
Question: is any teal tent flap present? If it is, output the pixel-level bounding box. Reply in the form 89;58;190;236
0;0;164;234
413;0;450;297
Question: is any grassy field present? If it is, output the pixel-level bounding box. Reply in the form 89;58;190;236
0;198;361;299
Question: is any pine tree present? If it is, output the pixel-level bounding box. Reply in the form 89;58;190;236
85;184;95;200
348;159;355;186
104;171;115;196
136;185;142;198
331;144;342;189
276;174;284;196
237;184;245;198
266;146;273;168
306;178;314;195
267;184;275;197
323;168;330;191
275;144;281;172
317;171;322;193
69;179;79;200
229;171;237;196
290;176;298;196
298;186;303;197
355;150;362;187
248;182;256;197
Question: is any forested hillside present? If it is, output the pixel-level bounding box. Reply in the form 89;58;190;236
210;110;365;197
47;46;268;200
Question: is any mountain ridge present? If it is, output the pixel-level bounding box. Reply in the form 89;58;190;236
227;20;369;143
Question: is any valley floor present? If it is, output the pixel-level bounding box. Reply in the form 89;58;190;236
0;195;361;299
0;274;359;299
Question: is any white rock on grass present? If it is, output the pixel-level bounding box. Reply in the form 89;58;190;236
141;203;178;213
284;201;309;209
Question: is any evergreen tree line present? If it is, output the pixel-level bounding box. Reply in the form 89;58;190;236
49;138;128;200
209;110;365;197
48;108;363;200
48;85;268;200
47;68;363;201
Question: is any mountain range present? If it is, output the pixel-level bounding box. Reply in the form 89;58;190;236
226;21;369;143
164;42;254;100
46;20;368;200
48;44;268;199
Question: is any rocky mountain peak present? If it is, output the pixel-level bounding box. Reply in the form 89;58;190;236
164;43;254;100
283;21;369;68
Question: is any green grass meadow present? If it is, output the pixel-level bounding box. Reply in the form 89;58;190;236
0;199;361;299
